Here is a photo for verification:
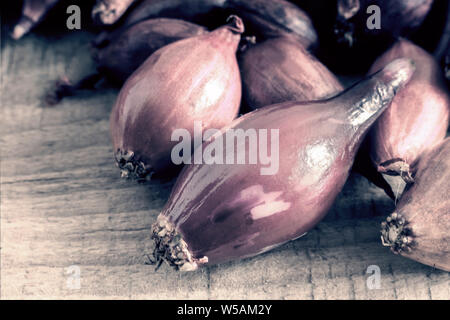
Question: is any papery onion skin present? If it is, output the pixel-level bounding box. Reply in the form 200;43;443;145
367;39;450;183
109;16;244;180
239;36;343;110
151;58;415;271
381;138;450;272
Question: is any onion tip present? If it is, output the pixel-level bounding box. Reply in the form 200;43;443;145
380;58;416;92
226;15;245;34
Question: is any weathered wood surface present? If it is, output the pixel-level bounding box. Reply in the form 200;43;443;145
1;30;449;300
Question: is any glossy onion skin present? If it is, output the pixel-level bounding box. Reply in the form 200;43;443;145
239;36;343;110
151;58;415;271
224;0;318;49
367;39;450;183
94;18;208;84
381;138;450;272
238;36;392;198
110;17;243;179
11;0;61;39
92;0;137;25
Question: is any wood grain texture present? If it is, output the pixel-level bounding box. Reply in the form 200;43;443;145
1;30;449;300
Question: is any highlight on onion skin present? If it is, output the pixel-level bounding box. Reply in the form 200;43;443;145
150;58;415;271
110;16;244;180
92;0;137;25
239;36;343;110
381;138;450;272
11;0;61;39
367;39;450;184
224;0;318;49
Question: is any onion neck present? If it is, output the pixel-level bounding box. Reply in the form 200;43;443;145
339;58;415;154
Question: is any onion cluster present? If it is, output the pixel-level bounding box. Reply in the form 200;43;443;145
8;0;450;272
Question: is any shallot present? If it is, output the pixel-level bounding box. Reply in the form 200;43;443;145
151;58;415;271
239;36;343;110
110;16;244;179
367;39;450;183
381;138;450;272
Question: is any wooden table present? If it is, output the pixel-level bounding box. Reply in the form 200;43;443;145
1;30;449;299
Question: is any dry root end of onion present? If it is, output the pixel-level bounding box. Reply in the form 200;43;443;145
150;215;208;272
381;212;415;254
114;149;153;181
